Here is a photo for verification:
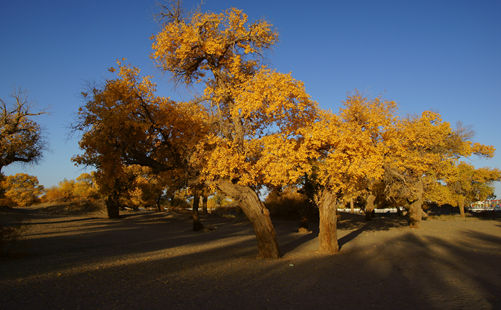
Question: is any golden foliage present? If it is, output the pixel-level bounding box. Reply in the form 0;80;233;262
445;162;501;205
298;93;397;200
43;173;99;203
383;109;498;207
1;173;44;207
265;186;309;218
153;7;319;189
74;5;500;223
74;61;209;201
123;165;166;209
152;8;277;84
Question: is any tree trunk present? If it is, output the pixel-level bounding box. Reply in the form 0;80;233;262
105;191;120;219
156;195;162;212
202;194;208;214
192;193;204;231
458;197;465;218
216;180;280;258
350;198;355;214
408;199;422;228
408;180;424;228
317;190;339;254
365;194;376;220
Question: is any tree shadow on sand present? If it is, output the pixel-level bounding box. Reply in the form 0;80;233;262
337;212;409;249
1;211;500;309
277;212;410;255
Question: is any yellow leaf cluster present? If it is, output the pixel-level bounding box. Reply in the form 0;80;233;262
443;162;501;205
43;172;99;203
74;61;210;194
297;94;394;196
152;8;319;188
152;8;277;84
1;173;44;207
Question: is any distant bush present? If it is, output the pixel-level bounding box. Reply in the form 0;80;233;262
207;191;234;210
42;173;99;203
1;173;44;207
265;187;314;219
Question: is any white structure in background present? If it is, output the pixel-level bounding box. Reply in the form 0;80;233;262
468;200;501;212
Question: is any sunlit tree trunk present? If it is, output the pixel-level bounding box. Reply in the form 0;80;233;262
365;194;376;220
458;197;466;218
350;198;355;214
408;199;423;228
217;180;280;258
408;180;424;228
317;190;339;254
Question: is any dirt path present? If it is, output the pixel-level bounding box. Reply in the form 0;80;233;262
1;208;501;309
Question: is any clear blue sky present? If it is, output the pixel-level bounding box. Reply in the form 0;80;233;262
1;0;500;196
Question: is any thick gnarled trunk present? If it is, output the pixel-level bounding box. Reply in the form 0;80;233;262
365;194;376;220
317;190;339;254
408;199;422;228
408;180;424;228
457;197;466;218
216;180;280;258
105;191;120;219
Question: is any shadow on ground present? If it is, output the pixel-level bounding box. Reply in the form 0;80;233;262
1;208;500;309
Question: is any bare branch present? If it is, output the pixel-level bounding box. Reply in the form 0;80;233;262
155;0;183;25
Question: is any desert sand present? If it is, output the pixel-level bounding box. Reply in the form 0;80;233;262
1;206;500;309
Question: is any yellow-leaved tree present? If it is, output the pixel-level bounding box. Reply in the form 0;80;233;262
1;173;44;207
297;93;397;253
124;165;168;212
1;91;45;201
381;111;496;227
0;91;45;174
43;172;99;203
382;111;456;227
152;6;318;258
74;61;209;219
445;162;501;217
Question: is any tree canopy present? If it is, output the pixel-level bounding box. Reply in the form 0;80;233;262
1;173;44;207
71;4;500;258
73;61;209;218
0;91;45;174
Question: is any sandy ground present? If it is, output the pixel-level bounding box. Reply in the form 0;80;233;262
1;206;501;310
